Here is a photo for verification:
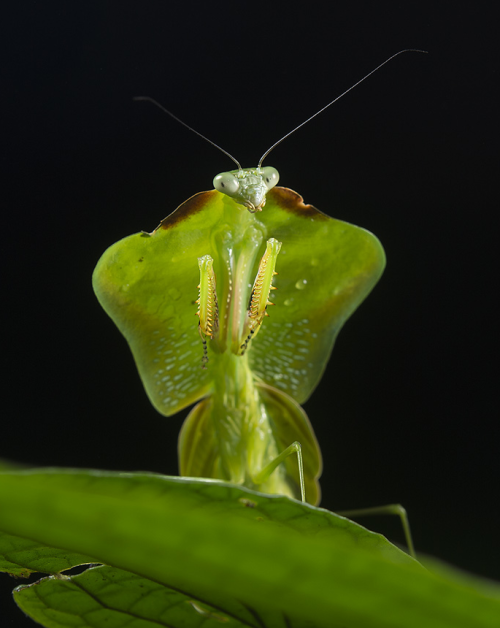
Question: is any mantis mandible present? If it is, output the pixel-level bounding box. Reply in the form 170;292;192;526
93;52;424;547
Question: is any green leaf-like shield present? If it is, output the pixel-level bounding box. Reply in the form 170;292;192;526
93;187;385;414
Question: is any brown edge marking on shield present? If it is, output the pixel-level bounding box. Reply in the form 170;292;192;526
269;187;329;221
139;190;219;236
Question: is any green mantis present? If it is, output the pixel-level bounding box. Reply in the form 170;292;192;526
93;172;383;506
93;51;423;508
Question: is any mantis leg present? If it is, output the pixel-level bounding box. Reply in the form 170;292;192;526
337;504;415;558
252;441;306;503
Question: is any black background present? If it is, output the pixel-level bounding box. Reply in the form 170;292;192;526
1;2;499;625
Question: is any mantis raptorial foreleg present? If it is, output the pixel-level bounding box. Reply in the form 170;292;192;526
195;255;218;368
196;239;281;363
239;237;281;355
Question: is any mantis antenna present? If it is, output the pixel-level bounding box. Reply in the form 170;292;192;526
134;49;427;169
132;96;242;170
258;48;428;166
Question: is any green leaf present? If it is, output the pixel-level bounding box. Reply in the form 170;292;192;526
0;531;96;578
1;469;500;628
14;566;239;628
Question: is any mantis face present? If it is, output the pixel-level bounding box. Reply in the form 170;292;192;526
213;166;279;212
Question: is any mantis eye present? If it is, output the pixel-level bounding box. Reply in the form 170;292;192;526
260;166;279;190
213;172;240;195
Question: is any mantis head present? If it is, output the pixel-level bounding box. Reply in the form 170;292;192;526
213;166;280;213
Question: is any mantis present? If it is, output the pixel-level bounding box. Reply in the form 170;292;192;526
93;52;424;540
